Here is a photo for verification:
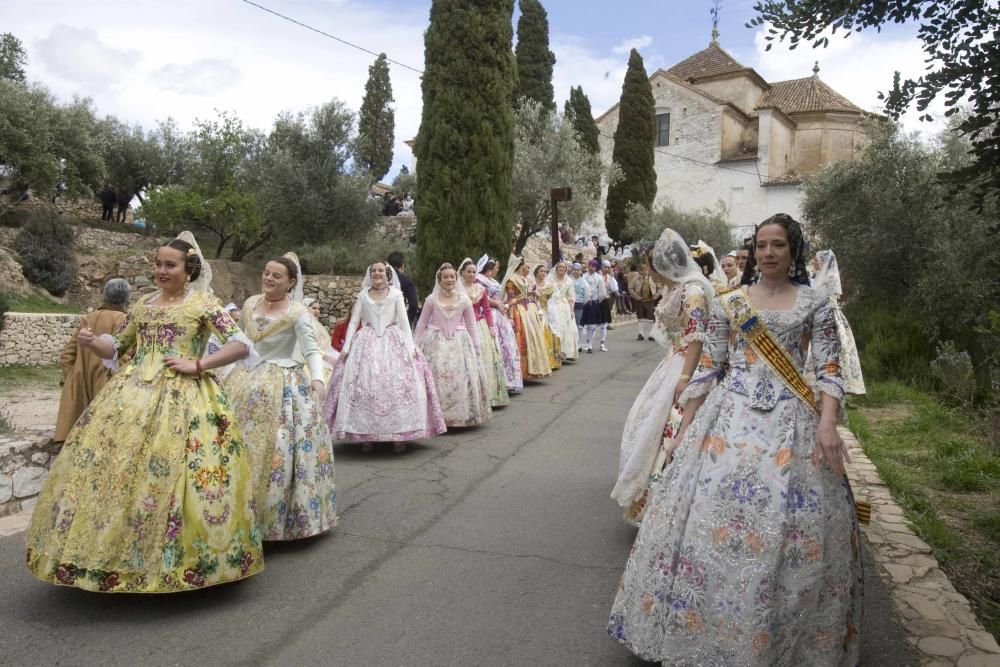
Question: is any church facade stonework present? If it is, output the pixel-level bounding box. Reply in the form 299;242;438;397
596;40;868;239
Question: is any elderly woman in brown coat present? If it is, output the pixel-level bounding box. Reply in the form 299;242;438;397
54;278;131;441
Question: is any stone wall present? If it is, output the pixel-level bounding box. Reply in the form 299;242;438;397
0;313;81;366
302;275;364;326
0;429;59;518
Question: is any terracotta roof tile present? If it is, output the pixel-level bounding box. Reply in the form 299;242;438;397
666;43;744;81
756;76;863;114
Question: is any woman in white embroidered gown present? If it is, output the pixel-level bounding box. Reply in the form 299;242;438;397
608;214;862;666
611;229;712;525
225;255;336;541
812;249;866;395
478;258;523;394
325;262;446;451
547;261;579;361
415;263;491;427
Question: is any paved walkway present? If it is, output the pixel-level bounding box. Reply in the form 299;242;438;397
0;325;982;665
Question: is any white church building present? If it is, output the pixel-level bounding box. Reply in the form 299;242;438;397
596;36;868;240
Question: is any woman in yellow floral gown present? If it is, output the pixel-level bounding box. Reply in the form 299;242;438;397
532;264;561;370
501;256;551;379
26;238;264;593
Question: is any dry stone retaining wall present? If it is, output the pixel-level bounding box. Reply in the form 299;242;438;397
0;313;81;366
0;429;59;518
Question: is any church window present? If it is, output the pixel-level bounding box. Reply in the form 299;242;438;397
656;113;671;147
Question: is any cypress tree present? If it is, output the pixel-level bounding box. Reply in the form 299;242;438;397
604;48;656;243
415;0;516;291
513;0;555;112
564;86;600;155
356;53;395;183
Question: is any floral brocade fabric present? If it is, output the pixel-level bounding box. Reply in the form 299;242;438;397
608;285;863;666
26;292;263;593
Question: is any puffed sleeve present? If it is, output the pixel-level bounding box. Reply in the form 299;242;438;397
293;310;326;385
341;298;363;356
811;300;845;403
679;284;709;346
202;295;251;350
678;294;729;404
395;292;416;353
98;307;138;371
480;290;495;331
413;295;433;344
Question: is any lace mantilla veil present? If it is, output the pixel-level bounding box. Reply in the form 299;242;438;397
176;231;213;294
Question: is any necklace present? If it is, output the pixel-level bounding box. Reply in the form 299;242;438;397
762;282;788;298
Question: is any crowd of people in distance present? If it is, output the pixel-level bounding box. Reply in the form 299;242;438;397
31;212;869;667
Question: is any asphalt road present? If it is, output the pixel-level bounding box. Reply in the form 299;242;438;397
0;325;914;666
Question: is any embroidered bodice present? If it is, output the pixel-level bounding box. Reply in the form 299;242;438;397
504;274;537;305
686;285;844;411
550;278;575;305
110;291;249;382
535;283;554;309
414;292;481;354
653;282;708;354
240;295;325;382
342;288;413;355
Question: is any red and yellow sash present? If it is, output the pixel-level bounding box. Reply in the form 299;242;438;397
717;286;819;415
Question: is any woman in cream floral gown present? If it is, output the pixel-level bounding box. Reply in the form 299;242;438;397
611;231;712;526
26;237;263;593
547;261;579;362
226;255;336;541
608;215;862;666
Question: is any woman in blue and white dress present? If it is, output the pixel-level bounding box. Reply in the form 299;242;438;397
608;214;862;666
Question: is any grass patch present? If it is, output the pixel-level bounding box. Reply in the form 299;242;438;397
4;293;83;314
849;380;1000;638
0;365;61;393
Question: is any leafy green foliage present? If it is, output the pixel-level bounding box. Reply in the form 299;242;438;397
803;118;999;392
623;200;733;260
0;33;27;83
749;0;1000;206
356;54;395;183
605;49;656;243
563;86;600;156
513;0;556;113
13;212;77;296
415;0;516;291
297;232;415;276
512;99;617;253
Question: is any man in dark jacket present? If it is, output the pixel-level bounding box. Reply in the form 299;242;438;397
99;184;116;220
115;189;131;223
388;251;420;325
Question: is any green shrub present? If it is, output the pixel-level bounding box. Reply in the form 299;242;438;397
846;300;934;386
297;234;415;276
13;213;77;296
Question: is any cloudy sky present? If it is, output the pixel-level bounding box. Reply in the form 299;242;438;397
10;0;940;180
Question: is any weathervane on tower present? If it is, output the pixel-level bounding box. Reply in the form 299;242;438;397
710;0;722;45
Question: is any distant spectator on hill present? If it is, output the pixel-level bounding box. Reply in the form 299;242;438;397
115;189;131;223
99;184;116;221
383;195;401;217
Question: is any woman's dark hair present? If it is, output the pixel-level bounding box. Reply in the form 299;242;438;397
160;239;202;282
740;213;810;286
387;251;405;270
267;256;299;291
693;253;715;277
483;259;497;273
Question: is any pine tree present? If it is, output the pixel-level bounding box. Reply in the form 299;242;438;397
564;86;600;155
356;53;395;183
0;33;27;83
415;0;516;292
605;49;656;243
513;0;555;113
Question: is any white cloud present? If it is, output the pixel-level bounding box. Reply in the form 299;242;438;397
151;59;243;96
612;35;653;55
750;25;947;137
34;24;139;92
